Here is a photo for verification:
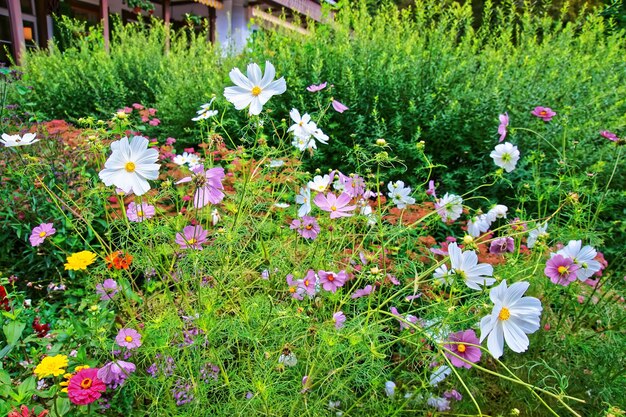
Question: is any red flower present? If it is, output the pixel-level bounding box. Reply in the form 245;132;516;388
0;285;10;311
32;317;51;338
105;251;133;270
8;405;49;417
67;368;106;405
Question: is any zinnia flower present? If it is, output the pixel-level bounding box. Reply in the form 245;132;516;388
544;254;579;286
34;355;69;379
95;279;118;301
318;270;348;293
314;192;356;219
479;280;542;359
7;405;48;417
67;368;106;405
490;142;520;173
126;201;156;222
223;61;286;115
444;329;481;368
116;328;142;349
175;225;208;250
98;136;160;196
29;223;56;247
176;165;225;209
531;106;556;121
64;251;97;271
1;133;39;147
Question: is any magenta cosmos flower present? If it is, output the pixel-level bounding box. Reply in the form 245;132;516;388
290;216;320;239
314;192;356;219
126;202;155;222
67;368;106;405
544;254;579;286
176;165;225;209
333;311;346;329
444;329;482;369
307;82;327;92
29;223;56;247
531;106;556;122
175;225;208;250
600;131;619;142
498;112;509;142
95;279;118;301
351;285;374;299
318;270;348;293
331;100;349;113
116;328;142;349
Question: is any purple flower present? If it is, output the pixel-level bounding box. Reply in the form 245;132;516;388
498;112;509;142
600;130;619;142
444;329;481;369
97;360;136;388
351;285;374;299
306;82;327;92
290;216;320;240
126;202;156;222
171;379;194;406
29;223;56;247
175;225;208;250
544;254;579;286
318;270;348;293
426;180;437;199
331;100;349;113
443;389;463;401
390;307;418;330
176;165;225;209
340;174;366;198
333;311;346;329
200;363;219;383
116;328;142;349
427;396;450;412
96;279;119;301
489;237;514;254
314;192;356;219
531;106;556;122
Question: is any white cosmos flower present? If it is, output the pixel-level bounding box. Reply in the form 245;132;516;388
467;214;491;237
429;365;451;387
295;187;312;217
433;263;452;285
288;109;313;138
1;132;39;147
224;61;286;116
487;204;508;222
387;180;416;209
448;242;495;290
556;240;601;280
479;280;542;359
98;136;160;196
289;108;329;147
308;175;331;192
490;142;520;173
292;135;316;151
192;98;218;121
527;222;548;248
173;152;190;166
435;193;463;222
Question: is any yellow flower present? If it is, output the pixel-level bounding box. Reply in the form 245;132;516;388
34;355;69;379
64;251;97;271
59;365;90;392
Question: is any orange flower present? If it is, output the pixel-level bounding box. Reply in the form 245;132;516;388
105;251;133;270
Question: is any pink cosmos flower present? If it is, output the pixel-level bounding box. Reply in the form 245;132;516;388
498;112;509;142
67;368;106;405
600;131;619;142
426;180;437;199
333;311;346;329
286;274;304;300
351;285;374;299
115;328;142;349
390;307;418;330
489;237;514;254
95;279;118;301
176;165;225;209
29;223;56;247
126;202;156;222
531;106;556;121
175;225;208;250
307;82;327;92
444;329;481;369
97;360;136;388
318;270;348;293
331;100;349;113
544;254;579;286
314;192;356;219
290;216;320;240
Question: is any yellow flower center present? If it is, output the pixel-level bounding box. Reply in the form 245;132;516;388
289;287;296;293
540;110;547;116
457;344;466;353
137;210;144;217
251;86;262;96
125;336;133;342
557;265;569;275
330;205;337;211
498;307;511;321
188;238;197;245
125;162;136;172
39;231;47;237
304;279;310;287
80;378;93;389
305;225;313;230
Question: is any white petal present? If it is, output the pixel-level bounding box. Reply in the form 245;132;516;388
487;322;504;359
504;281;530;305
259;61;276;88
229;68;253;89
224;86;253;110
247;63;263;85
249;97;263;115
502;321;529;353
490;280;508;304
479;314;494;343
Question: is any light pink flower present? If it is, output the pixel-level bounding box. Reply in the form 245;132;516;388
333;311;346;329
331;100;349;113
176;166;225;209
126;202;156;222
314;192;356;219
290;216;320;240
115;328;142;349
531;106;556;121
444;329;481;369
498;112;509;142
318;270;348;293
29;223;56;247
351;285;374;299
175;225;208;250
306;82;327;92
544;254;579;286
600;131;619;142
